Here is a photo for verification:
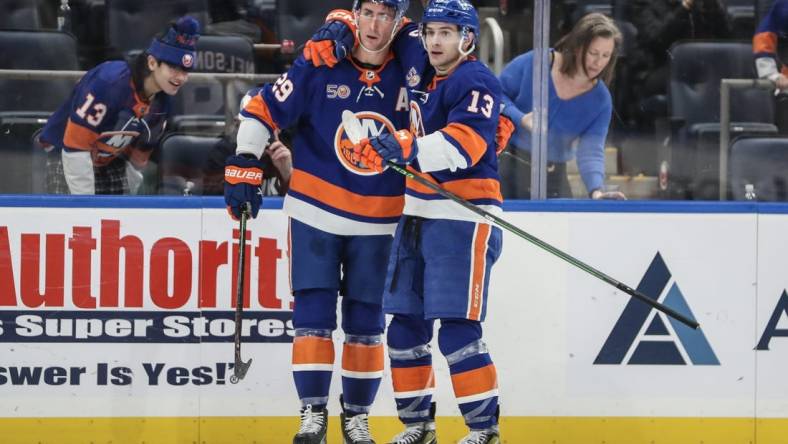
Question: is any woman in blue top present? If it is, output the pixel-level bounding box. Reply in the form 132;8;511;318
499;12;626;199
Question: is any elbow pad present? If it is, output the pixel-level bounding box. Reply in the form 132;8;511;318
756;57;780;80
61;149;95;195
235;117;272;159
415;132;468;173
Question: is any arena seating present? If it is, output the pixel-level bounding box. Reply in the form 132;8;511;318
0;30;79;114
0;0;42;30
105;0;210;60
275;0;352;48
666;40;777;199
729;136;788;201
169;34;257;136
726;0;757;39
565;0;612;25
157;133;221;195
0;30;79;194
0;0;780;201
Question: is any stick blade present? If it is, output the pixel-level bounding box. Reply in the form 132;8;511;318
230;358;253;384
341;110;363;144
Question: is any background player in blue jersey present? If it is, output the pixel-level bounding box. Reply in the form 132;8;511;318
755;0;788;90
754;0;788;132
39;16;200;195
351;1;504;443
223;1;411;443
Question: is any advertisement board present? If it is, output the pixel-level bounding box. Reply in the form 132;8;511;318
1;198;787;443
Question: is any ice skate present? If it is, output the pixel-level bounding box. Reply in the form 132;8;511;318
292;404;328;444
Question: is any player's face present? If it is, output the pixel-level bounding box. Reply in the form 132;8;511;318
149;58;189;96
356;2;398;52
422;22;465;74
581;36;615;80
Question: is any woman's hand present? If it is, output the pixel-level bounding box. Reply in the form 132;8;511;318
267;130;292;182
591;188;627;200
520;112;534;132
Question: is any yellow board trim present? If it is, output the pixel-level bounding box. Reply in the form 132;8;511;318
2;416;786;444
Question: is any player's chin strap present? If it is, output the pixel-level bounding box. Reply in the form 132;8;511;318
457;30;476;58
354;11;403;55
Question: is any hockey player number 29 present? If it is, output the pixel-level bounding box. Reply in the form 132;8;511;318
273;73;294;102
75;93;108;127
467;90;493;119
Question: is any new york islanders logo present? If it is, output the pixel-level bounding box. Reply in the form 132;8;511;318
409;101;426;137
334;111;396;176
595;252;719;366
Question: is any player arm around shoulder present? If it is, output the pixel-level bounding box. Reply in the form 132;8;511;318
303;0;414;68
355;0;497;174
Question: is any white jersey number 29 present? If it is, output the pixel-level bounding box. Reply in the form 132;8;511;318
467;90;494;118
273;73;294;102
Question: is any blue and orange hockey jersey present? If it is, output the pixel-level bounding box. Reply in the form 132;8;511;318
754;0;788;80
241;55;410;235
40;61;170;167
392;24;503;223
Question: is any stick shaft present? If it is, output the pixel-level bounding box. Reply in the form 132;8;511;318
388;162;699;329
234;205;249;361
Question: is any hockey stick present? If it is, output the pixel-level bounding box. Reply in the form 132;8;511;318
502;149;531;167
341;110;699;330
98;130;141;138
230;202;253;384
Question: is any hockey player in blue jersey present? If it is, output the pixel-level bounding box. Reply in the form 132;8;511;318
40;16;200;195
754;0;788;90
350;1;505;443
223;1;412;443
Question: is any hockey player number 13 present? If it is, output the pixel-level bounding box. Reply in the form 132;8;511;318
75;93;108;127
467;90;493;119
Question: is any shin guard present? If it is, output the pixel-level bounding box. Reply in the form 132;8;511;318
292;328;335;409
439;319;499;430
341;333;384;415
388;315;436;424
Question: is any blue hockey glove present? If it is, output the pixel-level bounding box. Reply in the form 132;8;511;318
303;19;355;68
224;154;264;220
353;130;419;172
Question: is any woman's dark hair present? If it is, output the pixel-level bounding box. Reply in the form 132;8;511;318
130;52;156;94
554;12;622;84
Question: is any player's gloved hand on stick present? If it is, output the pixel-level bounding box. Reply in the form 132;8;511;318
354;130;419;172
303;20;355;67
224;154;264;220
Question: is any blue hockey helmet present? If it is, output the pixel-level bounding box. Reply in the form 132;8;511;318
352;0;410;21
421;0;479;34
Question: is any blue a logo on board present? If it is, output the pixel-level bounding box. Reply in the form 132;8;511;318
595;252;719;366
756;290;788;350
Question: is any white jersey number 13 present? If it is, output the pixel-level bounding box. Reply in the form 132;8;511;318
466;90;494;118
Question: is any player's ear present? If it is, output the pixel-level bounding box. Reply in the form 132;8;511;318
463;32;475;51
146;54;158;71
